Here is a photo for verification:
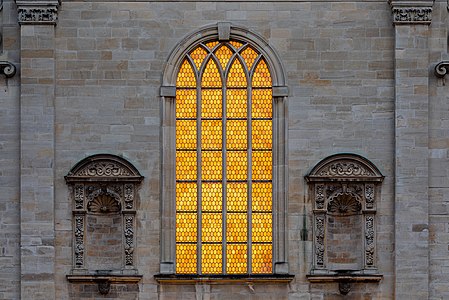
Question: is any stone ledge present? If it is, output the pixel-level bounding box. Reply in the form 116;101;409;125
154;274;295;284
307;273;382;295
67;274;142;295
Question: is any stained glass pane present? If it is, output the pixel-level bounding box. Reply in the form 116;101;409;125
252;120;272;150
252;182;272;212
227;183;247;212
226;89;247;119
252;151;272;181
229;40;243;50
227;120;247;150
176;244;197;274
226;213;247;242
176;213;197;242
202;120;222;150
190;46;208;70
241;47;258;70
205;41;219;50
252;59;272;87
176;151;197;180
201;151;222;181
202;244;222;274
202;182;222;212
177;60;196;88
227;151;247;181
252;89;272;119
252;244;272;274
202;89;222;118
176;89;196;119
215;45;233;71
227;244;247;274
252;213;272;242
176;182;197;211
176;120;197;150
202;213;222;242
202;59;222;88
227;59;247;88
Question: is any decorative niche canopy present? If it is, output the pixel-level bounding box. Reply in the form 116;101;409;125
65;154;144;295
305;154;384;295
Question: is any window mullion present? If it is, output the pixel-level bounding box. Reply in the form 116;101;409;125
222;82;227;275
247;83;253;275
197;81;202;275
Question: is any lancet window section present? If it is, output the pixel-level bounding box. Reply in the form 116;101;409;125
175;40;273;275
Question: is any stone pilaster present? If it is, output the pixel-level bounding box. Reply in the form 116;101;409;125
16;0;59;298
389;0;433;298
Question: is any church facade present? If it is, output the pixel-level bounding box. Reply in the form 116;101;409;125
1;0;448;299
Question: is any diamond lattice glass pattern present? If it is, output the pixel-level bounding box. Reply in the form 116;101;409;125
252;151;272;181
227;59;247;87
175;41;274;274
202;59;221;88
202;120;222;150
176;244;197;274
201;89;222;118
226;213;247;242
227;183;247;212
176;151;197;181
227;151;247;181
226;89;247;119
252;244;272;274
227;120;247;150
227;244;247;274
215;45;233;70
176;213;197;242
252;213;272;243
176;89;197;119
252;89;272;119
202;183;222;211
176;120;197;150
252;120;272;150
201;151;222;181
176;182;197;211
252;59;272;87
202;244;222;274
190;46;208;70
241;47;258;70
177;60;196;88
252;182;272;212
202;213;222;242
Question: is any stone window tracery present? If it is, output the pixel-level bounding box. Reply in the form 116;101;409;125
306;154;384;293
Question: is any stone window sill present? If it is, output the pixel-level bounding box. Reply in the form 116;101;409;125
154;274;294;284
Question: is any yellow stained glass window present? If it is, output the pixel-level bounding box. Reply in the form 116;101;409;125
175;41;273;275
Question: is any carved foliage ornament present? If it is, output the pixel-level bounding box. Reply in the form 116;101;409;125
74;215;84;267
327;193;362;215
319;161;373;177
17;6;58;25
392;7;432;24
315;215;325;267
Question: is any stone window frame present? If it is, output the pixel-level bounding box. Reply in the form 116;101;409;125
65;154;144;294
156;22;292;282
305;154;384;294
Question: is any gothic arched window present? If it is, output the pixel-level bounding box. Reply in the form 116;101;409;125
158;23;290;278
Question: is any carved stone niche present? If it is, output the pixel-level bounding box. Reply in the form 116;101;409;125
65;154;144;295
305;154;384;295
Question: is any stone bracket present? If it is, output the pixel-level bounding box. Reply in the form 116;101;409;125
67;274;142;295
435;61;449;78
307;274;382;295
0;61;16;78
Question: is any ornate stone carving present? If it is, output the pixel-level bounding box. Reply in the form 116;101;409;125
315;185;325;209
98;280;111;295
124;184;134;209
124;215;134;266
0;61;16;78
339;281;351;295
74;215;84;267
87;194;121;214
318;161;374;177
77;161;133;177
435;61;449;78
365;184;374;209
365;216;375;266
315;215;325;267
17;7;58;25
74;185;84;210
327;193;361;215
392;7;432;24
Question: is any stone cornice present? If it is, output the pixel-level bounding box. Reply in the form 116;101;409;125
389;0;435;25
15;0;60;25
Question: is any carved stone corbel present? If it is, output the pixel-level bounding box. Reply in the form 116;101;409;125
0;61;16;78
15;0;60;25
389;0;435;25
